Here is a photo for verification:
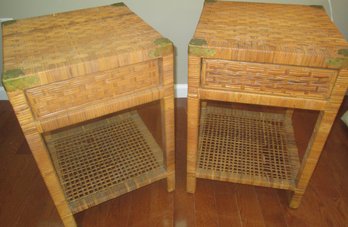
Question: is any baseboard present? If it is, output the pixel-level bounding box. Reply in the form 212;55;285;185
0;87;8;100
175;84;188;98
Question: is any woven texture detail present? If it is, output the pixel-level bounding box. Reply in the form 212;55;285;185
45;111;166;213
203;60;337;99
197;105;300;190
193;2;348;67
2;5;163;78
26;60;159;119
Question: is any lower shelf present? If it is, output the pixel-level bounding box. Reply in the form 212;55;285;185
44;111;166;214
197;104;300;190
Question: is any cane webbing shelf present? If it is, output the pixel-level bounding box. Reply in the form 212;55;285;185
197;105;300;190
45;111;166;214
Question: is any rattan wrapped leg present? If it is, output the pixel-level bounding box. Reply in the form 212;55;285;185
289;190;305;208
186;97;200;193
8;92;76;227
160;54;176;192
291;110;337;208
161;96;176;192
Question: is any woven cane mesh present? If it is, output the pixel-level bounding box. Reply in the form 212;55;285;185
45;111;166;213
197;105;300;190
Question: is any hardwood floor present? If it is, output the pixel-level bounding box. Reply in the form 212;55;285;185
0;98;347;227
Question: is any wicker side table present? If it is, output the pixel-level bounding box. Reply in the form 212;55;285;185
187;1;348;208
2;3;175;226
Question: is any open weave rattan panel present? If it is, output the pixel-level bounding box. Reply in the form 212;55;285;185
197;105;300;190
44;111;166;213
2;3;171;88
190;1;348;68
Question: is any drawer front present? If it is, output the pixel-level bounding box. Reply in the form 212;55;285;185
202;60;338;99
26;59;160;119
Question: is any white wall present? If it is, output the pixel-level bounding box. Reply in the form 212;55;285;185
1;0;347;100
331;0;348;39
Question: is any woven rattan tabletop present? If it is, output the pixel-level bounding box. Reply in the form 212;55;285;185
2;3;172;90
190;1;348;69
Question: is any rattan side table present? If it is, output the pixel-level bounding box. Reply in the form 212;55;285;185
2;3;175;226
187;1;348;208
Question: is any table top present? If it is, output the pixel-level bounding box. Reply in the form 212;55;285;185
190;1;348;69
2;3;171;91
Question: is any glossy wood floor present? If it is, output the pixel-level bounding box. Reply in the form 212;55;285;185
0;98;348;227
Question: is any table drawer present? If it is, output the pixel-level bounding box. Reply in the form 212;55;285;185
202;59;338;99
26;59;160;119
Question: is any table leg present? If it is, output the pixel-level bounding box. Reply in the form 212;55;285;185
290;110;337;208
161;96;176;192
8;91;76;226
187;97;200;193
